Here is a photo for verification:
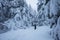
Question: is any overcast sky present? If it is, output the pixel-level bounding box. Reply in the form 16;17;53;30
26;0;38;11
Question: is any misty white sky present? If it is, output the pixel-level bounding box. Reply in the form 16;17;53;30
26;0;38;11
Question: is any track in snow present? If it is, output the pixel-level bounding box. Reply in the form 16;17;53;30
0;26;54;40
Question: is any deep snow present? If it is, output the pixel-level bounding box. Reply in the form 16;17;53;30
0;26;54;40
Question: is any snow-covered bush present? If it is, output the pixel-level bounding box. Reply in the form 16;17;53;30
0;23;10;34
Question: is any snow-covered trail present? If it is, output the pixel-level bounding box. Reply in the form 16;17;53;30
0;26;54;40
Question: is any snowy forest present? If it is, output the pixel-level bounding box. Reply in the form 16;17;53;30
0;0;60;40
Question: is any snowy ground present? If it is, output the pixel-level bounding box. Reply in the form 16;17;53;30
0;26;54;40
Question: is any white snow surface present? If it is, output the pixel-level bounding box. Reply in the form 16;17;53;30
0;26;54;40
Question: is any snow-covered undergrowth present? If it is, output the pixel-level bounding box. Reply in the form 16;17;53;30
4;13;32;30
0;26;54;40
50;17;60;40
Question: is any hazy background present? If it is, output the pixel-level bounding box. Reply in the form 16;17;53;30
26;0;38;11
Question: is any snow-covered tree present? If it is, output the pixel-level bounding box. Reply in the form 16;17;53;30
37;0;50;26
49;0;60;40
0;0;29;33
